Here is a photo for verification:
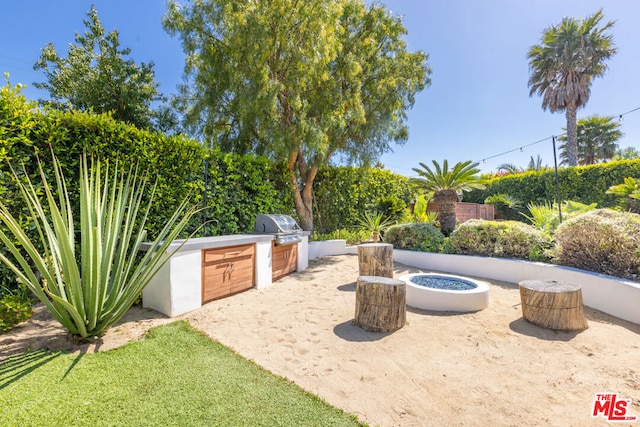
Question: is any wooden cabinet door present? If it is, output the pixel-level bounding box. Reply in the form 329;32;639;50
272;243;297;281
202;244;255;303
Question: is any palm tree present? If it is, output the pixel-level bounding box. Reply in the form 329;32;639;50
559;115;623;165
527;9;616;166
411;160;484;235
527;154;545;171
497;155;545;174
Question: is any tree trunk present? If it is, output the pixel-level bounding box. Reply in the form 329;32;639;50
519;280;588;331
434;190;458;235
355;276;406;333
358;243;394;278
287;148;318;232
565;105;579;166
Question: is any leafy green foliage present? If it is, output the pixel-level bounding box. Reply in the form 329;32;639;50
484;193;522;220
313;165;413;233
466;159;640;213
553;209;640;280
411;194;439;225
384;222;445;253
446;220;553;261
163;0;431;230
612;147;640;161
33;6;167;130
203;148;292;235
0;150;199;339
375;195;407;224
606;177;640;212
524;200;597;233
0;285;33;333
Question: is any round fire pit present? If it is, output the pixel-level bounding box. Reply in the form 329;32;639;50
399;273;489;312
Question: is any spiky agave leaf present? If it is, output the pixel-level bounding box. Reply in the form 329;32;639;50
0;148;199;339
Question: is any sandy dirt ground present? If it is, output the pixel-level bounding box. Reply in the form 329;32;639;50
2;254;640;426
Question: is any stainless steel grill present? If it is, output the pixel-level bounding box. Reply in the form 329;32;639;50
254;214;303;246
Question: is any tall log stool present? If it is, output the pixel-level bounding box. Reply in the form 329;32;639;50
358;243;393;278
355;276;406;332
519;280;588;331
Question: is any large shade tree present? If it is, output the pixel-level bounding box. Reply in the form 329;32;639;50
527;9;616;166
33;6;170;131
559;115;623;165
163;0;431;231
411;160;484;235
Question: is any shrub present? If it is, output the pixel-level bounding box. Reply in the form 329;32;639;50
447;219;553;261
553;209;640;280
0;285;33;333
384;222;445;252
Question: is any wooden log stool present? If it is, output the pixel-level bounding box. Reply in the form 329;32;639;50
355;275;406;333
519;280;588;331
358;243;393;278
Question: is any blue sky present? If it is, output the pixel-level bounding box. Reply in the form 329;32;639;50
1;1;639;176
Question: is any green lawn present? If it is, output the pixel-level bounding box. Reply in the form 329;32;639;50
0;321;365;426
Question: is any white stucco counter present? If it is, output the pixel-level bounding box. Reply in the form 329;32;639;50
141;234;309;317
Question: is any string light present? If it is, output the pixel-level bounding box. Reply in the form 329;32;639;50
476;106;640;165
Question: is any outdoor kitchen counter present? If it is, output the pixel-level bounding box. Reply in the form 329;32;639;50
139;234;276;252
141;233;309;317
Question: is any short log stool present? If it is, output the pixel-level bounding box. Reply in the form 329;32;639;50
355;275;406;333
358;243;393;278
519;280;588;331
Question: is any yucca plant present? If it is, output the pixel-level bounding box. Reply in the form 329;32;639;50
0;149;198;339
356;210;395;243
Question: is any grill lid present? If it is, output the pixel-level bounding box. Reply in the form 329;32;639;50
254;214;302;234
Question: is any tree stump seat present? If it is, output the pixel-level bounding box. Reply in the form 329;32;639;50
519;280;588;331
358;243;393;278
355;275;406;333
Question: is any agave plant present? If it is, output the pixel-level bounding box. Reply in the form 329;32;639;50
356;210;395;243
0;150;198;339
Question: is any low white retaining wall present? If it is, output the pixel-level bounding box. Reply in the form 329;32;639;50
308;241;640;325
308;239;357;259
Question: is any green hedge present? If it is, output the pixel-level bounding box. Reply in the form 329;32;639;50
313;166;414;233
203;148;292;235
468;161;640;217
0;82;293;290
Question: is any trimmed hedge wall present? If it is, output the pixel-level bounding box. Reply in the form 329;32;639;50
468;161;640;217
313;166;413;233
0;82;293;289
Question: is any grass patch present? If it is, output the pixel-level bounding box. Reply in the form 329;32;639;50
0;321;364;426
